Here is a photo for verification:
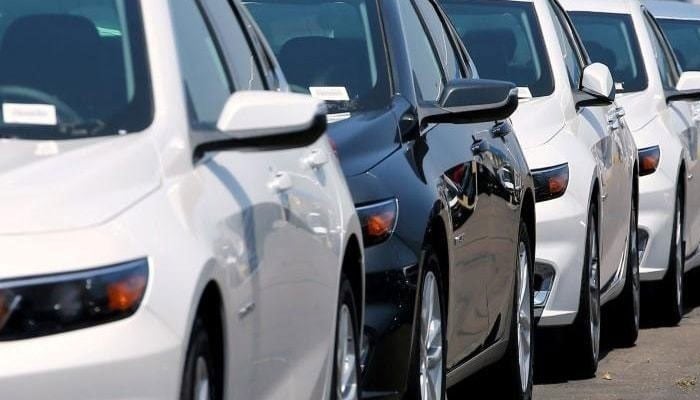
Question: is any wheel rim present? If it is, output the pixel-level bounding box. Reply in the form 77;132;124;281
675;205;683;313
631;208;640;330
194;356;211;400
336;304;358;400
420;271;443;400
589;219;601;361
517;241;532;393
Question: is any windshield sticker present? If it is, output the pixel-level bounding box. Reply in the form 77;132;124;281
517;87;533;99
327;112;352;124
615;82;624;91
2;103;57;126
309;86;350;102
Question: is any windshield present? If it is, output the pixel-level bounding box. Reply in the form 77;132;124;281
441;0;554;98
657;18;700;72
0;0;152;140
570;12;648;93
243;0;391;114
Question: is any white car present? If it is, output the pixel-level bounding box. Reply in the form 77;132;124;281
0;1;364;400
441;0;639;377
563;0;700;326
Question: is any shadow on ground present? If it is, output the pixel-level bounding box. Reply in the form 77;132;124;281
447;268;700;397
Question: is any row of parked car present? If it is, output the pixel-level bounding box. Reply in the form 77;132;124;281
1;0;699;399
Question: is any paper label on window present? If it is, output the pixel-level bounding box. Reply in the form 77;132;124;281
615;82;624;91
2;103;57;126
517;87;532;99
309;86;350;101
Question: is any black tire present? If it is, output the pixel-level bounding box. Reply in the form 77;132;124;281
659;189;685;326
180;318;222;400
493;221;534;400
568;202;601;378
332;276;362;400
609;197;640;347
406;248;447;400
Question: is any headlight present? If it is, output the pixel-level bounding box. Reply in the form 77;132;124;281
639;146;660;176
356;199;398;247
532;163;569;202
0;259;148;341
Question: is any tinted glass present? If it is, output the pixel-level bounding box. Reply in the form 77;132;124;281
172;0;232;128
398;0;446;101
570;12;648;93
0;0;152;140
441;0;554;97
658;18;700;71
643;13;676;90
413;0;463;80
244;0;391;113
546;1;583;88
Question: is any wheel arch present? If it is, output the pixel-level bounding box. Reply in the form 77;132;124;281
341;233;364;329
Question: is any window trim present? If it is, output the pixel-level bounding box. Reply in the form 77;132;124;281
548;0;587;88
193;0;235;92
642;7;682;86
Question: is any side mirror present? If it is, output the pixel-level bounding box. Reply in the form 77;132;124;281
667;71;700;103
193;91;327;160
577;63;615;108
424;79;518;124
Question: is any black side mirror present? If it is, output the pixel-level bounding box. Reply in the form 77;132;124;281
423;79;518;124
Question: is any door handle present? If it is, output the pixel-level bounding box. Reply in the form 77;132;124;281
471;139;490;155
491;121;512;138
269;171;293;192
304;149;329;169
616;107;626;118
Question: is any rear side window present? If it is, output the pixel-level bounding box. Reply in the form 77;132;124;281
244;0;391;114
413;0;464;80
642;12;679;90
545;0;584;89
441;0;555;97
570;12;648;93
171;0;232;128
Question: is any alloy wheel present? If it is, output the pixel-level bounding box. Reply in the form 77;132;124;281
420;271;443;400
194;356;211;400
336;304;359;400
588;220;601;362
517;241;532;393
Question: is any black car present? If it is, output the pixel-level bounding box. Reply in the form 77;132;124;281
246;0;536;398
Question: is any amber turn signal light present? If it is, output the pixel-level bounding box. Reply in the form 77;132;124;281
357;199;398;247
639;146;660;177
533;163;569;202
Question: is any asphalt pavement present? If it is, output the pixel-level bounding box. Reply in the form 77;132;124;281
449;269;700;399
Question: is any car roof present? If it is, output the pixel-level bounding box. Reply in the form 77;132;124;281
644;0;700;20
559;0;637;15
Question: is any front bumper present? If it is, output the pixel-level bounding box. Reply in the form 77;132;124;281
0;307;181;400
533;190;589;327
637;168;676;282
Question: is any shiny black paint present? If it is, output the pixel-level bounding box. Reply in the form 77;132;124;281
320;0;534;397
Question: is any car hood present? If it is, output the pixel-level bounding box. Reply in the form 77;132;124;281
615;91;659;132
509;96;565;149
0;135;161;235
326;109;400;177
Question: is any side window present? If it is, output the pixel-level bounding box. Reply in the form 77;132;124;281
546;0;584;88
643;12;678;90
397;0;445;101
171;0;232;128
413;0;464;80
201;0;267;90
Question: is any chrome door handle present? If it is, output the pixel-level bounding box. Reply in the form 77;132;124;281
269;171;293;192
616;107;626;118
304;149;329;169
689;173;694;181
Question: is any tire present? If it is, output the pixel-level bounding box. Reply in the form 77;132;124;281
568;202;601;378
180;318;222;400
659;189;685;326
609;197;640;347
406;248;446;400
493;221;534;400
332;276;362;400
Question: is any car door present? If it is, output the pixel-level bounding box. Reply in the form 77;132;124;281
644;9;700;260
548;0;630;285
173;1;340;399
394;0;494;367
